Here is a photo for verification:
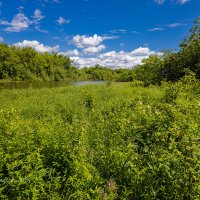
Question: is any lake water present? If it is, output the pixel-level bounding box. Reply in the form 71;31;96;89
0;80;106;89
73;80;105;86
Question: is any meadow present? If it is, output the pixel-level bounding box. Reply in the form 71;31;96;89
0;75;200;199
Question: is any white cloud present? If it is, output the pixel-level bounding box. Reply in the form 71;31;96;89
60;49;80;56
32;9;47;32
71;34;116;48
0;36;3;42
34;25;48;33
131;47;155;56
0;9;45;32
177;0;190;4
109;29;140;35
3;13;31;32
71;47;162;69
72;34;104;48
148;27;164;32
39;0;61;6
83;45;106;54
17;6;24;12
33;9;45;24
155;0;190;4
109;29;127;34
13;40;59;53
131;31;140;34
149;22;186;32
0;19;9;25
43;0;60;3
155;0;165;4
166;22;186;28
56;16;70;25
69;35;159;68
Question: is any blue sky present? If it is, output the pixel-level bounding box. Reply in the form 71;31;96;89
0;0;199;68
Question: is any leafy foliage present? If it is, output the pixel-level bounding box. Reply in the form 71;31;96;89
134;55;164;86
0;80;200;199
0;44;72;81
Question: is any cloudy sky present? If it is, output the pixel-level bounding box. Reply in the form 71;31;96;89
0;0;199;68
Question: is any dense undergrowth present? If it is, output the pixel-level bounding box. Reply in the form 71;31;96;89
0;75;200;199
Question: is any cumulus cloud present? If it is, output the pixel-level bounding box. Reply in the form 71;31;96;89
13;40;59;53
0;36;3;42
72;34;104;48
60;49;80;56
0;9;45;32
83;45;106;54
71;47;162;69
71;34;117;54
56;16;70;25
69;35;160;68
71;34;116;48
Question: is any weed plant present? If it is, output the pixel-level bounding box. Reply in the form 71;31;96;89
0;78;200;199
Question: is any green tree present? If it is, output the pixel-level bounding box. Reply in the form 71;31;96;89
134;55;164;85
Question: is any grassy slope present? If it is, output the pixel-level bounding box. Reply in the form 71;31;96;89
0;83;200;199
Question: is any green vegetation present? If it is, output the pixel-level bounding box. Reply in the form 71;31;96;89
1;17;200;199
0;74;200;199
0;44;73;81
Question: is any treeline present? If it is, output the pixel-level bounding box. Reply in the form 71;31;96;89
0;43;135;82
0;17;200;83
0;43;138;82
0;44;73;81
78;66;135;82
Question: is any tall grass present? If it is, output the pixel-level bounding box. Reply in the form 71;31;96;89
0;81;200;199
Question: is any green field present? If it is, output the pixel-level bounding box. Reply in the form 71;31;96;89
0;78;200;199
